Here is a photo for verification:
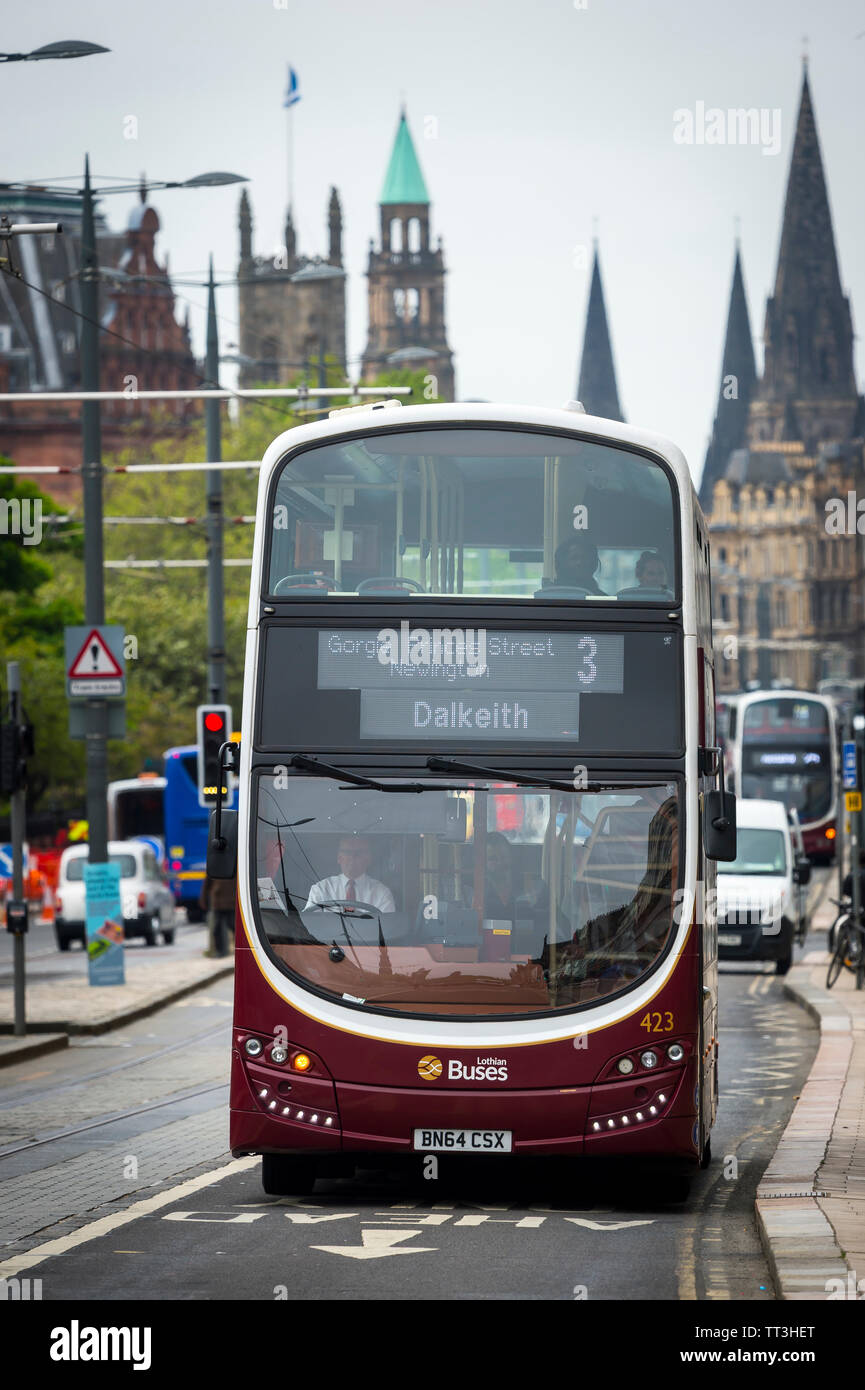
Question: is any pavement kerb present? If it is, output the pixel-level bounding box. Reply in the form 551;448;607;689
0;960;234;1040
0;1032;69;1070
754;958;857;1300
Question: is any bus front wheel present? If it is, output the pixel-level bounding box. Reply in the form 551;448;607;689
261;1154;318;1196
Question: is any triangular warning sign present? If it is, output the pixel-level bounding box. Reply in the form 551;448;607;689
68;629;123;679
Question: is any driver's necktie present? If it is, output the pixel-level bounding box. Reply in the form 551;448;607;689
346;879;356;902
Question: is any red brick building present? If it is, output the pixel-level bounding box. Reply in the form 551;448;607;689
0;184;201;503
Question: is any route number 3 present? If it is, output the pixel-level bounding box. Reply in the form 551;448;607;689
640;1011;674;1033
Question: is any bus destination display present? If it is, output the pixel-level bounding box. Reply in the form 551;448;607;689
318;628;624;742
257;625;682;754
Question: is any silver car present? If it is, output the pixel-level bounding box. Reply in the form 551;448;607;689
55;840;176;950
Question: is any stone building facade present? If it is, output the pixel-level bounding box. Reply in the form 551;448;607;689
703;65;865;691
236;188;346;386
710;441;863;689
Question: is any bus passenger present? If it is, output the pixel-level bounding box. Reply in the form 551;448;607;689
305;836;396;913
553;536;605;594
634;551;669;590
481;831;518;918
477;832;561;952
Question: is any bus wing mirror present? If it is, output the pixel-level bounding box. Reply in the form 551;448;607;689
703;789;737;861
207;809;238;879
793;858;811;887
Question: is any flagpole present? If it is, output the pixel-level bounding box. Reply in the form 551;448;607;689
286;99;293;214
284;66;298;216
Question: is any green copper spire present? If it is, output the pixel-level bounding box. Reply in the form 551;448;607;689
380;112;430;205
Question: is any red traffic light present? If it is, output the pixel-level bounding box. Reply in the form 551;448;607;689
204;712;225;732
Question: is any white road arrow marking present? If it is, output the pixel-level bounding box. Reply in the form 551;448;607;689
311;1228;437;1259
564;1217;655;1230
283;1212;359;1225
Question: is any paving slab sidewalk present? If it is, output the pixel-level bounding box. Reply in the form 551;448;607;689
756;892;865;1300
0;954;233;1059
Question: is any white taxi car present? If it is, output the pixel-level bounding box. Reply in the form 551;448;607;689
55;840;176;951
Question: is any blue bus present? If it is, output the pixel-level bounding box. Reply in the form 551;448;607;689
109;746;236;922
164;744;214;922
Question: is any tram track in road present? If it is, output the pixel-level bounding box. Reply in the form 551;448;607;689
0;1018;230;1110
0;1080;228;1159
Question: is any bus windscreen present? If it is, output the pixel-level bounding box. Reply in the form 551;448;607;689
115;789;163;840
253;777;680;1019
258;625;683;753
740;697;833;820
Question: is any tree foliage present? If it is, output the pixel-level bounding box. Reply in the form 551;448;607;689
0;367;438;819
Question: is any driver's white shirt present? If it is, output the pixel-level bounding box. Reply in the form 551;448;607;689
304;872;395;913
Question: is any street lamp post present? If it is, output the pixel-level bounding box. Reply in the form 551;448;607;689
289;261;347;413
69;161;247;864
0;40;109;63
79;157;109;862
205;257;225;705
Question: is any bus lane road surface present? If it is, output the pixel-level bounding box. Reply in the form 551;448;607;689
0;874;826;1301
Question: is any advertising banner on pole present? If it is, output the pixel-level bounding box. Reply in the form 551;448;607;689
84;861;125;986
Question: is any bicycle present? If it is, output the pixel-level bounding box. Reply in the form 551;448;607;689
827;896;850;954
826;906;865;990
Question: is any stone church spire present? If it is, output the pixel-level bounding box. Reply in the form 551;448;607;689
328;186;342;267
238;189;252;264
283;205;297;267
576;244;624;422
752;64;860;447
699;242;757;507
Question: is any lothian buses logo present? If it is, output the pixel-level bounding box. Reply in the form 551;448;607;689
417;1054;509;1081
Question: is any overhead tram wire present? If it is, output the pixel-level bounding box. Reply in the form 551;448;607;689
0;261;403;430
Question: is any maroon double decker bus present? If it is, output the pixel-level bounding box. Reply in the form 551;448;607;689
211;402;734;1195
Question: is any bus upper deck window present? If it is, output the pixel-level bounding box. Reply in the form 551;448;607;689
267;428;678;603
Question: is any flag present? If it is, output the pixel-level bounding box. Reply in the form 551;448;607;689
283;66;300;108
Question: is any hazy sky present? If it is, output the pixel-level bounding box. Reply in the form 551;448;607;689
7;0;865;486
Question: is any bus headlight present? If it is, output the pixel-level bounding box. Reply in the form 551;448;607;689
640;1050;658;1069
616;1057;635;1075
244;1038;263;1058
270;1045;288;1065
667;1042;685;1063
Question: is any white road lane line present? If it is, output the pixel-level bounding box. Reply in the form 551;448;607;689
0;1156;258;1279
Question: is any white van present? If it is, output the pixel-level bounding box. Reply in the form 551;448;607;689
55;841;176;951
716;799;810;975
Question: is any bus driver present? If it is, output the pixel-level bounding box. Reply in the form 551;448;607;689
304;836;396;913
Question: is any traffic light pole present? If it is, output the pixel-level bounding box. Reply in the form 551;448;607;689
80;156;109;866
7;662;26;1035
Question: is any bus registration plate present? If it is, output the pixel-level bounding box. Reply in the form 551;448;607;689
413;1128;512;1153
717;933;742;946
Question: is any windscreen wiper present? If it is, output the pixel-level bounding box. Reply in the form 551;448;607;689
426;756;626;794
289;754;429;794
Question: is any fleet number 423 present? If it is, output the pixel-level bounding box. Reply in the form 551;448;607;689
640;1011;674;1032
